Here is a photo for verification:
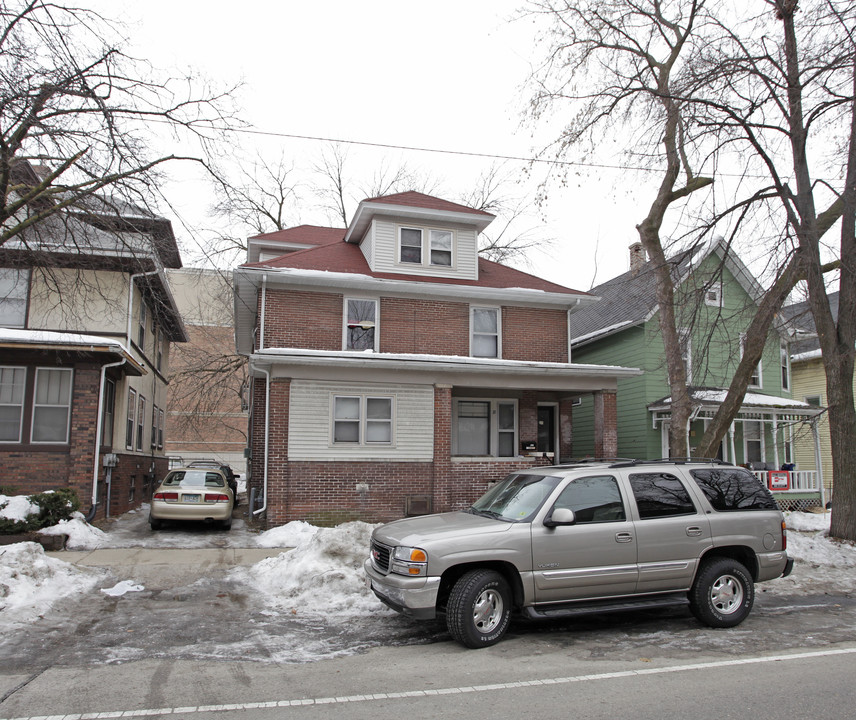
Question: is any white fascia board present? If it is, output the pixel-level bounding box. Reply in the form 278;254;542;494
233;265;594;310
250;347;641;379
571;320;640;348
345;202;495;243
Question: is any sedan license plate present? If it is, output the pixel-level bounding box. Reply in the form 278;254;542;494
182;494;201;503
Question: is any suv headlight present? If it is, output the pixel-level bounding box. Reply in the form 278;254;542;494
391;546;428;577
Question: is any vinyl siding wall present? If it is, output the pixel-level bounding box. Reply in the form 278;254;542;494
288;379;434;461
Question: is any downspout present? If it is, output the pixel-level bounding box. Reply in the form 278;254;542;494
252;366;271;517
259;274;268;350
86;358;127;522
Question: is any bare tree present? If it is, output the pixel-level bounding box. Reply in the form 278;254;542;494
528;0;856;540
0;1;236;257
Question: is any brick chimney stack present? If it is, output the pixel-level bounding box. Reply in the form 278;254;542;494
629;242;646;276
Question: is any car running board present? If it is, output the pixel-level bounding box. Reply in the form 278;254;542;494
523;593;690;620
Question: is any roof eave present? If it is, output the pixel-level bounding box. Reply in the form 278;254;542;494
344;201;495;244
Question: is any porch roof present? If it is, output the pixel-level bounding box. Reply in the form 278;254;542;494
250;348;641;393
0;328;145;375
647;387;823;419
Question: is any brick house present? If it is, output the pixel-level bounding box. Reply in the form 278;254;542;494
1;168;187;519
233;191;639;526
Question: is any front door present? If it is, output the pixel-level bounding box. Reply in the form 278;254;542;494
537;405;556;458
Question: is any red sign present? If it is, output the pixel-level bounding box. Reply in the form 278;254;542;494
768;470;791;491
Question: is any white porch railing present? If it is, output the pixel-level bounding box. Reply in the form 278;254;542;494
752;470;821;493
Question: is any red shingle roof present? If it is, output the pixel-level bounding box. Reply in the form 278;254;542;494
361;191;494;217
249;225;345;246
243;240;587;295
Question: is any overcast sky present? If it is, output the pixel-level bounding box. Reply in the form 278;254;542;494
96;1;656;291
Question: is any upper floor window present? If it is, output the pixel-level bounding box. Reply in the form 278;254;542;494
0;366;26;442
471;307;500;358
344;298;378;351
138;301;147;348
704;282;723;307
398;227;454;267
126;388;136;450
780;341;790;391
136;394;146;451
741;333;762;388
332;395;393;445
0;268;29;328
32;368;73;443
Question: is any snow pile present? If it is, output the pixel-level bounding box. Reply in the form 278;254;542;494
235;521;385;618
0;542;105;624
38;513;107;549
256;520;319;548
776;511;856;594
0;494;39;522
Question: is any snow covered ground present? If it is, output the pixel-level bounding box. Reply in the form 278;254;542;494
1;492;854;638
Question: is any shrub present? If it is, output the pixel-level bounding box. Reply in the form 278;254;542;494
0;488;80;534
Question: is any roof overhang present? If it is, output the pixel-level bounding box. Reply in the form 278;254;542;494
344;201;495;244
647;388;823;418
248;348;641;393
0;330;145;375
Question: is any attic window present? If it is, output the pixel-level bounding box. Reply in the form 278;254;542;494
344;298;378;351
400;228;423;264
399;226;454;267
704;283;723;307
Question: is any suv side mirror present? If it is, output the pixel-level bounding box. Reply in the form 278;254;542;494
544;507;576;528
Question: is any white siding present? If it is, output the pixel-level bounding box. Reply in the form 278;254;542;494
369;218;479;280
288;379;434;461
359;220;375;267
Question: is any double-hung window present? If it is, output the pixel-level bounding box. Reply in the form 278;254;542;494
0;367;26;442
741;333;762;388
344;299;378;351
0;268;29;328
780;341;790;391
137;395;146;451
32;368;73;443
399;227;454;267
151;404;159;449
332;395;393;445
126;388;136;450
138;301;147;348
454;399;517;457
101;378;115;447
471;307;500;358
158;408;165;449
744;420;763;464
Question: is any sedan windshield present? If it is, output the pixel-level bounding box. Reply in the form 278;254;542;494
470;473;561;522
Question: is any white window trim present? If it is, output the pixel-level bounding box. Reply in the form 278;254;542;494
158;408;165;449
0;268;29;328
704;282;723;307
126;388;136;450
397;225;456;269
452;397;519;458
136;394;146;451
330;394;395;447
470;306;502;359
780;341;791;392
31;367;73;445
138;301;147;349
0;365;26;443
741;333;762;388
342;297;379;352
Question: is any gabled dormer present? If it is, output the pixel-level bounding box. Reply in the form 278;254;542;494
343;191;495;281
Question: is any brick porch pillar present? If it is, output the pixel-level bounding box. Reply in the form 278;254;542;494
594;390;618;458
264;377;290;527
433;385;452;513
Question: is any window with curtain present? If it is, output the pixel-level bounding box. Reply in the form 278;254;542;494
32;368;73;443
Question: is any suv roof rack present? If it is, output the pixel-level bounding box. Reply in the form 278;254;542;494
609;457;734;468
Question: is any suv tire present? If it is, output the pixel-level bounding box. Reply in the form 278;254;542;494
689;557;754;628
446;569;511;648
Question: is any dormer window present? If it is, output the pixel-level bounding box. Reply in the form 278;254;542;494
398;226;454;267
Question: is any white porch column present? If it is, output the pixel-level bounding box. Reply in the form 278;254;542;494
728;422;737;464
812;419;826;508
772;414;780;469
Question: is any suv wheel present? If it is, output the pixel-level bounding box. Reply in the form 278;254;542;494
689;557;754;628
446;569;511;648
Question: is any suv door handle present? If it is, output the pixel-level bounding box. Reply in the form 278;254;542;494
615;532;633;543
686;526;703;537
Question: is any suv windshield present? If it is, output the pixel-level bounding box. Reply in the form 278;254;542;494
469;473;561;522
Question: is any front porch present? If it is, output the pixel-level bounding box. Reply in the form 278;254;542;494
649;388;826;511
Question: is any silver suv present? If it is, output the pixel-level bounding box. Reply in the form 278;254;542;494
364;460;794;648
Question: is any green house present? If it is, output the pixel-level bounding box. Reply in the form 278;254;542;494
568;240;824;507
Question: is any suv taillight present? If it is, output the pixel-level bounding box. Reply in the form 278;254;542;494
781;520;787;550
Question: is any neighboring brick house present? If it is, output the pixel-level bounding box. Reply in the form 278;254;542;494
233;191;639;526
0;167;187;519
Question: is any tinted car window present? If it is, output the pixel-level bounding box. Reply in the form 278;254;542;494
629;472;697;519
689;468;778;511
552;475;626;523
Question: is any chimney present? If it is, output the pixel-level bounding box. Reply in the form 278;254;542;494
629;242;646;276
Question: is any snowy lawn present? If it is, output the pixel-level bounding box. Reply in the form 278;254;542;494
0;495;854;634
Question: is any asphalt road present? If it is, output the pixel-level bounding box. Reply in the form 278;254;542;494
1;510;854;719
